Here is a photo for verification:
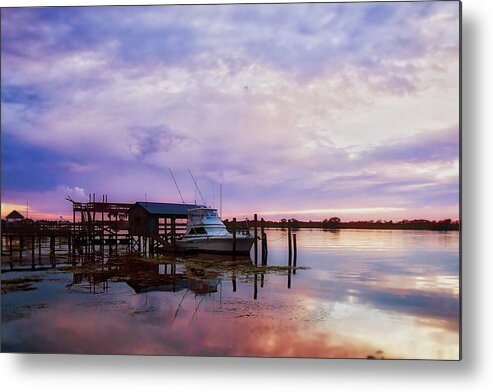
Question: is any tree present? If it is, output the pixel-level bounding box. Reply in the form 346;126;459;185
290;218;300;228
328;217;341;223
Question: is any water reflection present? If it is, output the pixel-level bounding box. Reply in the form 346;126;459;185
1;229;460;359
71;261;221;296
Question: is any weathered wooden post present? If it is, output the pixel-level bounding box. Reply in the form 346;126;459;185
115;217;119;256
254;274;258;300
262;232;268;265
108;213;113;256
253;214;258;265
19;236;24;258
50;235;55;255
260;218;265;261
101;210;105;254
287;223;292;289
91;209;96;254
293;233;297;274
58;222;62;251
171;218;176;252
9;235;13;256
31;235;35;261
50;251;56;267
38;235;42;256
72;208;76;252
232;217;237;259
288;221;293;264
92;197;96;253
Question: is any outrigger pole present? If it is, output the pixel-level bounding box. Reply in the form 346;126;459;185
169;168;186;205
188;169;206;205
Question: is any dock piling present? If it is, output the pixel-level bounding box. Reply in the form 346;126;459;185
232;217;237;259
254;214;258;265
262;232;268;265
288;222;292;264
19;236;24;258
293;233;297;274
50;235;55;255
171;218;176;252
260;218;266;263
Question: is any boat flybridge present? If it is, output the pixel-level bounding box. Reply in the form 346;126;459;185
176;208;255;255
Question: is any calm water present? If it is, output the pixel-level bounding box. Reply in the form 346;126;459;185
1;229;460;359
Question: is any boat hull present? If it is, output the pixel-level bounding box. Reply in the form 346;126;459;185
176;236;254;255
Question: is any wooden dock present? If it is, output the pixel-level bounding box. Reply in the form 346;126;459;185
1;197;299;264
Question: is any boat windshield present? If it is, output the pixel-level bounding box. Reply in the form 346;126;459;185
189;209;218;219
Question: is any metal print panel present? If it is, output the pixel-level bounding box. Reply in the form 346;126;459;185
0;1;461;359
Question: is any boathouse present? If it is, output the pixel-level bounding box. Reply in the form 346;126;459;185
128;202;202;236
5;210;25;222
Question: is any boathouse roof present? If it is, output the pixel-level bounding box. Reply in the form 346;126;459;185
132;202;204;217
5;210;25;220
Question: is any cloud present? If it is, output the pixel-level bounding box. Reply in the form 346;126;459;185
1;185;87;219
360;126;459;164
1;2;460;220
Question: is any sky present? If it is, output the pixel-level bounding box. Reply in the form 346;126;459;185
1;1;460;221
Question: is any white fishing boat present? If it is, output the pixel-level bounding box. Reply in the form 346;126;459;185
176;208;255;255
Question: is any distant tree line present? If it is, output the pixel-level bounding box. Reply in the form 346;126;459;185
224;217;460;231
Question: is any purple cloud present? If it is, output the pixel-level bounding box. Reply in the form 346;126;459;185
360;126;459;163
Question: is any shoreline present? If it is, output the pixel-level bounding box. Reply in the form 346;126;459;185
225;220;460;232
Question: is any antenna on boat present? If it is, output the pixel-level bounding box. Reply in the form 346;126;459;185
169;168;186;205
220;183;222;218
188;169;206;205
